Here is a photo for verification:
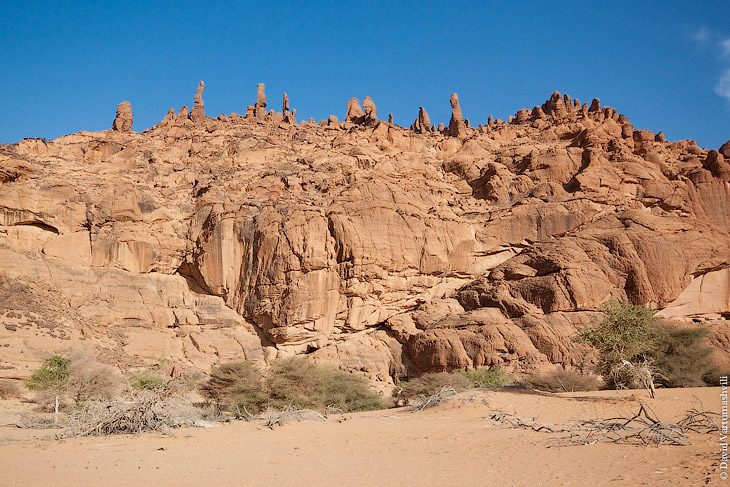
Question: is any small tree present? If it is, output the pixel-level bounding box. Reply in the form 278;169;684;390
574;300;659;396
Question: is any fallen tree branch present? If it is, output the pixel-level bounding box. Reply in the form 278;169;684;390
486;402;718;447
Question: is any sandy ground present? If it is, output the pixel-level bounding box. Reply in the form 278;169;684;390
0;387;724;486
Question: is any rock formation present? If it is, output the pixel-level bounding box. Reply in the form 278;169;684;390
448;93;467;137
345;98;364;123
190;81;206;125
720;139;730;158
255;83;267;120
111;101;133;132
362;97;378;126
3;86;730;392
418;107;432;133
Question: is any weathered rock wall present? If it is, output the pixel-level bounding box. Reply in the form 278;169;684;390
1;88;729;386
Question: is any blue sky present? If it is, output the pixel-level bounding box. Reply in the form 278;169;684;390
1;1;729;148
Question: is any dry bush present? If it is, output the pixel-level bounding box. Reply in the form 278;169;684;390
64;389;223;437
0;379;22;399
650;324;713;387
524;369;601;393
396;368;514;405
201;361;268;415
395;372;471;404
67;352;121;402
266;358;388;412
127;371;167;391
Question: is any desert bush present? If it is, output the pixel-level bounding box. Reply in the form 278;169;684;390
574;300;660;392
201;361;268;415
524;368;601;393
574;300;718;393
64;388;223;436
67;353;121;401
396;367;514;404
649;324;713;388
25;354;70;392
395;372;471;403
266;358;387;412
128;371;167;391
455;368;515;387
0;379;22;399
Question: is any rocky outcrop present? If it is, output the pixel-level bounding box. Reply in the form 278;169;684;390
721;140;730;159
111;101;133;132
448;93;467;138
362;97;378;126
189;81;206;125
345;98;364;124
255;83;267;120
2;88;730;389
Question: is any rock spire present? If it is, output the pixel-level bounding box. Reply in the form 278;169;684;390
111;101;133;132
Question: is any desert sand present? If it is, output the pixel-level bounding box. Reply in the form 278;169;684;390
0;387;723;486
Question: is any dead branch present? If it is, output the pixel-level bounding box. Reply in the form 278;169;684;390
486;402;718;447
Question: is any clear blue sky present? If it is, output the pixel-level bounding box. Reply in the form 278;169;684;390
2;1;729;148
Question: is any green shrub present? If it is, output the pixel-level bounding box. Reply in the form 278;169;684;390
25;354;70;392
201;361;268;415
266;358;387;412
524;368;601;393
574;300;718;392
455;368;515;387
128;371;167;391
574;300;660;390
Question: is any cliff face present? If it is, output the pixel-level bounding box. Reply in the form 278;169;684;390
1;86;729;385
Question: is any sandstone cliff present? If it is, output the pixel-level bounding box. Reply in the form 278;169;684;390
1;84;729;386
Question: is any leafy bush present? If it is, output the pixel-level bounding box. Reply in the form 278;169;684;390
25;354;70;392
201;358;387;414
524;368;601;393
574;300;660;391
201;361;267;415
574;300;717;392
266;358;387;412
128;371;167;391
